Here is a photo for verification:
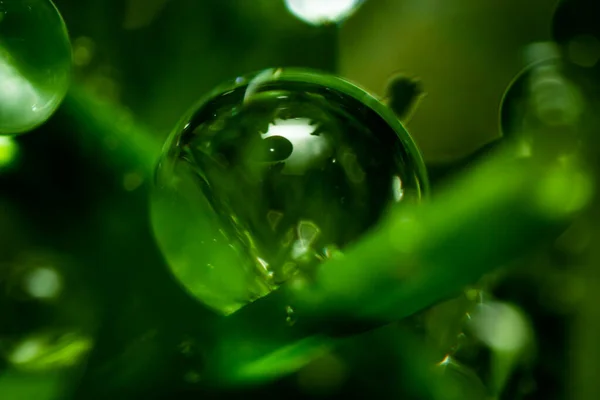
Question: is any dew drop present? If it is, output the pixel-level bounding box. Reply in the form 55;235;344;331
150;68;428;314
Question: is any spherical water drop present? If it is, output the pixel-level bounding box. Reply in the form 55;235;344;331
0;0;71;136
151;68;428;315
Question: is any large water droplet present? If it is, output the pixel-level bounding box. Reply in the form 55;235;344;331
151;68;428;315
0;0;71;136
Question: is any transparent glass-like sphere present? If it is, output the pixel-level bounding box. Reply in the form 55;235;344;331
0;0;72;136
151;68;428;315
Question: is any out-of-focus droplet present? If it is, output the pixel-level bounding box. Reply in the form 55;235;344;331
468;301;534;396
151;68;428;315
23;267;62;299
284;0;365;25
536;163;593;217
7;331;93;372
72;37;95;67
0;0;71;135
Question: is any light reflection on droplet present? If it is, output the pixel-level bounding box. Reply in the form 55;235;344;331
244;68;281;104
262;118;331;175
437;354;452;366
392;176;404;202
0;56;44;132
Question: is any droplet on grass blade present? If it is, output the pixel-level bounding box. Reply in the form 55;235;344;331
151;68;428;315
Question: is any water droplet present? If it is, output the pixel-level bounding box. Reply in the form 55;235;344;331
0;0;71;136
151;68;428;314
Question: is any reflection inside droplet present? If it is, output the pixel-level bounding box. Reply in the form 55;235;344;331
261;118;331;174
392;176;404;202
